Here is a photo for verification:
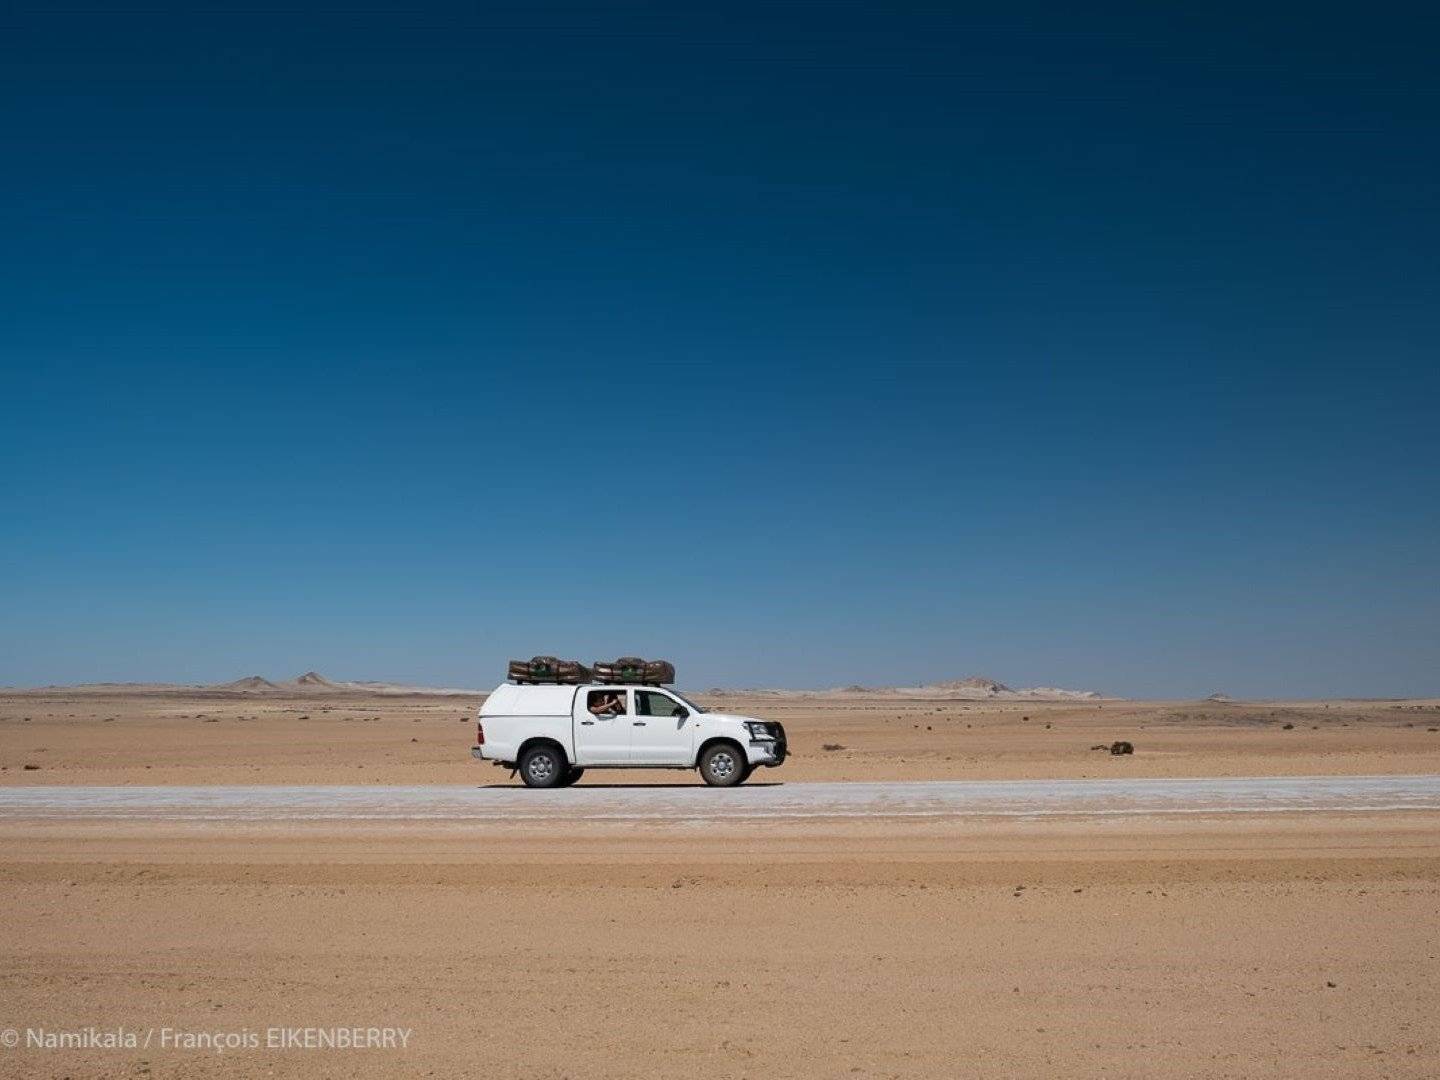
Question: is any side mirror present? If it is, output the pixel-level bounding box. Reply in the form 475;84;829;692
675;707;690;720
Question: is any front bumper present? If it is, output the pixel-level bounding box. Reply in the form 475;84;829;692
747;722;788;767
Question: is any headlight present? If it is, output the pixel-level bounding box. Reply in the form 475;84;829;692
745;721;774;739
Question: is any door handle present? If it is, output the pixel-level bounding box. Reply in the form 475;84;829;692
633;721;646;726
580;720;595;726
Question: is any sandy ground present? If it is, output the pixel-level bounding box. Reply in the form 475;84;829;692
2;813;1437;1079
3;689;1440;785
2;690;1438;1078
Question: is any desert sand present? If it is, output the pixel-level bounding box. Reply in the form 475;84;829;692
3;686;1440;786
2;686;1438;1078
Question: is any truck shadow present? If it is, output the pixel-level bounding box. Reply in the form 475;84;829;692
477;782;785;789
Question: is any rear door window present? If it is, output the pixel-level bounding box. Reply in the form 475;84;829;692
586;690;628;716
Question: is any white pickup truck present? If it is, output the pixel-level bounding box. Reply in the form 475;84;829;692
471;683;787;787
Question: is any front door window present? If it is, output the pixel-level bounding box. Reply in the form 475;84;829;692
635;690;685;718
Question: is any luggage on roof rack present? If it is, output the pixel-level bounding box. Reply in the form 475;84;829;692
592;657;676;685
507;656;592;684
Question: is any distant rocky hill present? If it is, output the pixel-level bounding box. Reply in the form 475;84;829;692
717;675;1109;700
213;672;477;696
842;676;1107;701
216;672;344;693
219;675;280;691
8;672;479;697
927;676;1014;694
8;670;1105;701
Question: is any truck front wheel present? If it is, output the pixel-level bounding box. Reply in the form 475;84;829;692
698;743;749;787
518;744;567;788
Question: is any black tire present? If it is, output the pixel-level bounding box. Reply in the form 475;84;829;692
698;742;748;787
558;767;585;787
518;744;567;788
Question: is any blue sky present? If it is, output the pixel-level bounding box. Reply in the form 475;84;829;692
2;2;1437;697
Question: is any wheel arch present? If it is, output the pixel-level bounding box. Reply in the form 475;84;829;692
695;735;746;768
517;736;569;767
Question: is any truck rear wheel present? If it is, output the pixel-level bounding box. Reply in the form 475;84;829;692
698;742;748;787
518;744;566;788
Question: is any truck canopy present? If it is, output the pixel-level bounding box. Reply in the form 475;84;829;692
481;683;577;718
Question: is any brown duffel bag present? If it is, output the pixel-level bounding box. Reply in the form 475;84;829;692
552;659;591;683
592;657;676;685
507;656;592;684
